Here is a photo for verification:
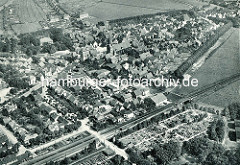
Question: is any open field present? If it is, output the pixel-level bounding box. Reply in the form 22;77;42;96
86;3;163;21
12;22;42;34
174;28;240;96
58;0;206;21
13;0;46;23
9;0;47;34
58;0;99;13
101;0;206;9
199;80;240;107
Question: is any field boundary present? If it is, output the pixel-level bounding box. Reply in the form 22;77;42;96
173;21;233;78
108;9;192;23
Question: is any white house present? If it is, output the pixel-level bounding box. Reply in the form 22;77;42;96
79;13;89;20
40;37;53;46
150;93;168;107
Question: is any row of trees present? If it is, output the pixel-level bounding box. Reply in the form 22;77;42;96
222;102;240;120
126;140;181;165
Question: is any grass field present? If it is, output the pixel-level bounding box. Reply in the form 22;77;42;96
86;0;206;21
101;0;206;9
173;28;240;106
58;0;206;21
10;0;47;34
14;0;46;23
199;80;240;107
58;0;99;13
12;22;42;34
174;28;240;94
86;2;164;21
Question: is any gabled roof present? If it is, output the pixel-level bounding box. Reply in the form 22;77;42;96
151;93;167;104
112;41;131;51
50;112;58;120
140;52;152;60
133;89;142;96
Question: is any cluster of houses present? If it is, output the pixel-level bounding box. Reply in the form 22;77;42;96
0;133;12;155
0;116;38;145
69;11;219;77
0;132;30;165
48;64;169;129
0;6;233;160
26;11;219;129
35;11;222;128
39;102;70;132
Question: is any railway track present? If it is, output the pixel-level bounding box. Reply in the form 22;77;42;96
184;73;240;100
23;73;240;164
102;73;240;137
23;135;96;165
100;104;174;138
69;148;106;165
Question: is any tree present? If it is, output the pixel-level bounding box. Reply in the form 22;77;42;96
203;144;237;165
207;118;225;143
32;56;40;64
235;145;240;164
228;102;240;119
143;98;156;110
194;103;199;109
111;155;124;164
153;141;181;164
10;38;18;53
2;39;10;52
54;42;67;51
2;108;9;116
42;43;57;54
61;157;72;164
49;28;63;42
35;127;41;134
182;137;214;160
136;159;153;165
10;88;18;95
19;34;40;46
12;142;20;153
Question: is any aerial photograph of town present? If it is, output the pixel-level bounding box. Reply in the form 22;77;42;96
0;0;239;164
